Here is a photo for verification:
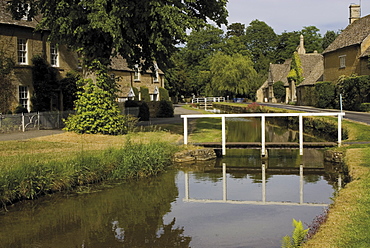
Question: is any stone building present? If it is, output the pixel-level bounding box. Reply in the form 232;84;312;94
0;0;164;113
256;35;323;105
323;5;370;82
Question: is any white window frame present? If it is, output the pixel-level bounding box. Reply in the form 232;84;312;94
339;55;346;68
134;64;140;82
17;38;28;65
50;43;59;67
19;86;28;109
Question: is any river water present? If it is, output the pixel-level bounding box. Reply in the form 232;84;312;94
0;117;342;248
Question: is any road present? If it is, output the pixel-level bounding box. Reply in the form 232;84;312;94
257;103;370;125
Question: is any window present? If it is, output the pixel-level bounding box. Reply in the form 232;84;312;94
17;38;27;65
134;64;140;81
19;86;28;109
50;43;58;67
339;55;346;68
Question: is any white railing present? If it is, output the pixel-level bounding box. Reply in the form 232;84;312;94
191;97;225;104
181;112;345;156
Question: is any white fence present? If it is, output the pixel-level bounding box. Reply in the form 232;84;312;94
181;112;345;156
191;97;225;104
0;111;74;133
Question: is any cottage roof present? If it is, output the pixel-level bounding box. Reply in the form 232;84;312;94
299;53;324;86
268;63;290;85
323;14;370;54
110;56;164;74
0;0;40;29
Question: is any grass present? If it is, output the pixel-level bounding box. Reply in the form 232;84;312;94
0;131;183;209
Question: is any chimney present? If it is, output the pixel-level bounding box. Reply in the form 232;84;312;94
349;4;361;24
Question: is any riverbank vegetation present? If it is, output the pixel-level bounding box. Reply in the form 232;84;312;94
0;132;182;210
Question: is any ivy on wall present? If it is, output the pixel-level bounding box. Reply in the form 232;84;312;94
287;52;304;85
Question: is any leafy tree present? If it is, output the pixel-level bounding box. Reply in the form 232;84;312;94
31;55;59;111
207;52;258;99
226;22;245;37
59;71;80;110
222;36;250;57
275;31;300;64
244;20;278;75
322;30;339;51
9;0;228;70
300;26;322;53
0;50;16;113
9;0;228;133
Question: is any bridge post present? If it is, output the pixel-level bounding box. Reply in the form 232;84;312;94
223;163;227;201
262;162;266;203
261;116;266;156
299;114;303;155
183;116;188;145
185;172;189;201
300;164;304;204
222;116;226;155
338;114;342;147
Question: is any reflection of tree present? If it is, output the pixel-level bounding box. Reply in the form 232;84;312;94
304;174;321;183
0;170;192;247
111;218;191;247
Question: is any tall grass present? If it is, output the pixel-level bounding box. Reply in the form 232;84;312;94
0;140;178;209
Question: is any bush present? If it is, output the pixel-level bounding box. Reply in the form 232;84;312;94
140;86;151;102
159;87;170;101
133;87;140;101
337;75;370;111
315;81;336;108
156;100;174;117
360;103;370;112
14;105;28;113
273;81;286;102
138;101;150;121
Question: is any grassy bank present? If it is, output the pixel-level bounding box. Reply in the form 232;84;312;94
0;132;182;209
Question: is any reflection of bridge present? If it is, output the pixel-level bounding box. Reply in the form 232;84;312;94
181;112;345;156
183;163;342;207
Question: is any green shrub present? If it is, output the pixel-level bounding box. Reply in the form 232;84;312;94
133;87;140;101
125;100;140;107
138;101;150;121
156;100;174;118
337;75;370;111
273;81;286;102
159;87;170;101
281;219;308;248
359;103;370;112
315;81;336;108
14;105;28;113
140;86;151;102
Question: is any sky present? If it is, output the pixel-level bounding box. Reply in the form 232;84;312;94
224;0;370;35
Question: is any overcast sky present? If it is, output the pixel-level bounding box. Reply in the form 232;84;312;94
224;0;369;35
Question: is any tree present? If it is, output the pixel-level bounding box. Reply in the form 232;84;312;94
275;31;300;64
207;52;258;99
0;50;16;113
226;22;245;37
300;26;322;53
244;20;278;81
322;30;339;51
9;0;228;133
9;0;228;70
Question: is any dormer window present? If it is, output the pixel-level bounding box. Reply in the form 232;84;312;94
339;55;346;68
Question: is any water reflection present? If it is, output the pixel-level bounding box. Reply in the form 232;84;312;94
0;170;191;248
184;163;337;207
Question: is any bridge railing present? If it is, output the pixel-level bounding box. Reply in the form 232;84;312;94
181;112;345;156
191;97;225;104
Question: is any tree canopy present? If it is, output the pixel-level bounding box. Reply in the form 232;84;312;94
9;0;228;70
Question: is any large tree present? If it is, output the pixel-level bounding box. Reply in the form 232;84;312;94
9;0;228;133
244;19;277;77
9;0;228;70
207;52;258;99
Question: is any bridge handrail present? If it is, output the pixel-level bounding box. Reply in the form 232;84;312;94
191;97;225;103
181;112;345;156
